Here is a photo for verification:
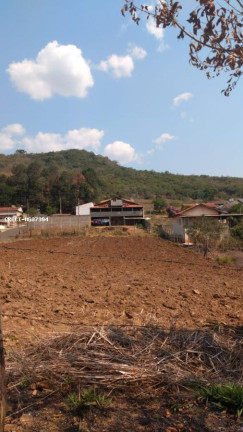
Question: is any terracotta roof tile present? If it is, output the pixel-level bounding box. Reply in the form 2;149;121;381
0;207;21;212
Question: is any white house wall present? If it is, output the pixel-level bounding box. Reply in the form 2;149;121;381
172;205;220;242
173;219;185;239
180;206;219;217
76;202;94;216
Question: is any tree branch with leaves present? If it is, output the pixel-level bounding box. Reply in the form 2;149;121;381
187;216;223;256
122;0;243;95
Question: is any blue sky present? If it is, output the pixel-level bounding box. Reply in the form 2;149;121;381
0;0;242;177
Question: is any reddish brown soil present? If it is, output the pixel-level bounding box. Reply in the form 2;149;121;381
1;236;242;432
1;236;242;340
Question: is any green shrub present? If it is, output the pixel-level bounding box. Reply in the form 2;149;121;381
230;222;243;240
40;230;50;237
216;256;234;264
65;392;83;414
81;388;112;408
45;205;57;216
60;230;78;237
28;207;38;217
197;383;243;417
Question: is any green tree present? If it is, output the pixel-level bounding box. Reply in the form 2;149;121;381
45;205;57;216
230;222;243;240
79;182;95;203
229;203;243;214
153;197;166;213
201;187;217;201
28;207;38;216
9;164;28;205
122;0;243;95
83;168;101;189
15;149;27;155
0;183;15;206
188;216;223;256
27;162;46;205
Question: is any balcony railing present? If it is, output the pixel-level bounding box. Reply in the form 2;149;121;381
91;209;143;218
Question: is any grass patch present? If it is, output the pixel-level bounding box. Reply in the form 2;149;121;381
5;333;18;341
216;256;235;264
19;378;30;389
196;383;243;418
65;388;112;415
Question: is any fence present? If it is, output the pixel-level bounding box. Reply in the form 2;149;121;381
143;219;152;231
158;224;184;243
28;215;91;230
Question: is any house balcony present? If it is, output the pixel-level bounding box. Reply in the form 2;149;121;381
90;208;144;218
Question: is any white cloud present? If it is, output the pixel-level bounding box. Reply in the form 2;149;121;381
146;18;168;51
22;128;104;153
180;111;187;119
65;128;104;152
146;18;164;40
22;133;63;153
98;54;134;78
103;141;139;164
127;43;147;60
0;123;26;151
7;41;94;100
147;149;155;155
2;123;26;136
153;133;176;149
0;123;104;153
173;92;193;107
180;111;195;123
0;133;15;151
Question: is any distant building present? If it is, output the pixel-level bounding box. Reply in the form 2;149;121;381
90;197;144;226
0;206;23;228
172;203;242;243
76;202;94;216
173;204;221;242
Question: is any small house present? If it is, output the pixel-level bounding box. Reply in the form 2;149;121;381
0;206;23;228
173;203;222;243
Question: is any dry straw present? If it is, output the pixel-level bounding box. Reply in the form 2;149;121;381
6;324;243;392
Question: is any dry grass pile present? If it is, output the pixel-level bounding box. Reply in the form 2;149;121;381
7;325;243;392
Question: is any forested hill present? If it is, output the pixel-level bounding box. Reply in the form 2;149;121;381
0;149;242;213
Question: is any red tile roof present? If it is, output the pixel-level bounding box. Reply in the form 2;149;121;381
93;197;141;209
0;207;22;212
93;204;142;209
203;202;218;208
174;203;220;217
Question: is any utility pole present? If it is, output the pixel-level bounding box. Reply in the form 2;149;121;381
59;193;62;215
0;305;5;432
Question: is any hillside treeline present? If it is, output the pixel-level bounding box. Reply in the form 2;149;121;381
0;149;242;213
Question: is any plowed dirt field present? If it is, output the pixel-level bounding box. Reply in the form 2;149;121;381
1;236;242;340
1;236;243;432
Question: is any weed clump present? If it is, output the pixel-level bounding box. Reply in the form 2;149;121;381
197;383;243;418
65;388;112;415
216;256;234;264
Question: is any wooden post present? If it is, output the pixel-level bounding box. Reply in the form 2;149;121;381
0;305;5;432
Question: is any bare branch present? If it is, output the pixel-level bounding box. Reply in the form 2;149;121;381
122;0;243;95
